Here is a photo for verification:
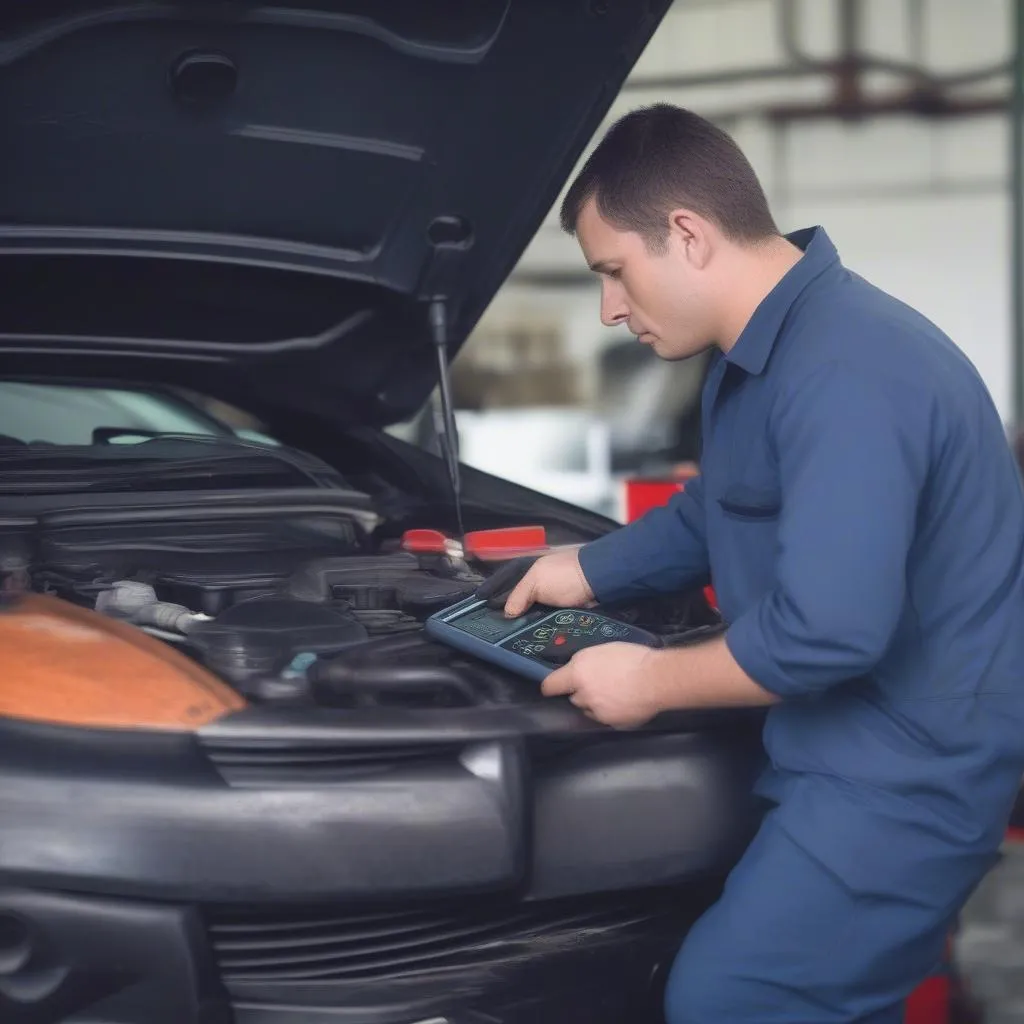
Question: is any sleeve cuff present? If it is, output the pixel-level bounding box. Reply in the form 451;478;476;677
725;609;805;700
577;531;632;605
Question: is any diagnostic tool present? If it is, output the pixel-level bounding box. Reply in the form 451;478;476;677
425;596;661;682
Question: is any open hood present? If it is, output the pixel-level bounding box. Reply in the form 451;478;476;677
0;1;670;426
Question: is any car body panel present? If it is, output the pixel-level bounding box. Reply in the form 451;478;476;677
0;0;673;425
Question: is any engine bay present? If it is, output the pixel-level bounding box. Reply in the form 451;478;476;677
0;484;720;712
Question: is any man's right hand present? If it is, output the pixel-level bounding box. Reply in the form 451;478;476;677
476;549;597;617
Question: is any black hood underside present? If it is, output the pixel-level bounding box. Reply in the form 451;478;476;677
0;0;671;426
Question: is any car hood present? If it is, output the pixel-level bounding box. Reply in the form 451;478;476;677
0;1;669;427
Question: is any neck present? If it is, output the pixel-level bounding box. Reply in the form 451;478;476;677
715;235;803;352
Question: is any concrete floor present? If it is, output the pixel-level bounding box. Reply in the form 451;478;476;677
956;842;1024;1022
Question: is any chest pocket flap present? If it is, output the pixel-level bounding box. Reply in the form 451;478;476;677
718;483;781;520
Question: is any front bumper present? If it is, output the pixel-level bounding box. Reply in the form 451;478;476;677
0;707;763;1023
0;883;707;1024
0;707;762;903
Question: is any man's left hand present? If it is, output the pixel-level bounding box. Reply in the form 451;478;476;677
541;643;663;729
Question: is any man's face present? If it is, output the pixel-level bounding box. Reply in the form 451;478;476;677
575;198;716;361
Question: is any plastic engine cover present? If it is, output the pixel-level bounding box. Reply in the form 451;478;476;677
189;596;367;684
287;555;479;615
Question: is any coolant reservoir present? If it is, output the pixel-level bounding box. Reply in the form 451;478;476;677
0;593;245;730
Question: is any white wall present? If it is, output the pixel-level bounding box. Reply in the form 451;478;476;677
481;0;1015;419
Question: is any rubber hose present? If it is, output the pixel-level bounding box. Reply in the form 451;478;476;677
311;661;479;704
134;601;196;634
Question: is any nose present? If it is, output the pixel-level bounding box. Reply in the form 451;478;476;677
600;280;629;328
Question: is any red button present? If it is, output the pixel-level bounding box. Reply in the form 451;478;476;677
554;635;566;646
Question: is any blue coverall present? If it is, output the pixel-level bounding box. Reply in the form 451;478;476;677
578;227;1024;1023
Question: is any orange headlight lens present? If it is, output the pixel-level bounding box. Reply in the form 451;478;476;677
0;594;245;730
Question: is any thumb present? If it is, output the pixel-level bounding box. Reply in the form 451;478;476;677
541;662;576;697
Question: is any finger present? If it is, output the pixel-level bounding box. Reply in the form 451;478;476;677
476;557;536;608
474;558;518;600
503;572;536;618
541;664;576;697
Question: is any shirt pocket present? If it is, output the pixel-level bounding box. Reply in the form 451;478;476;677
712;484;782;613
717;484;782;521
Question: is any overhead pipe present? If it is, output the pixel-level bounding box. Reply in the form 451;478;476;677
763;91;1006;124
622;0;1009;107
835;0;867;114
764;0;1008;124
621;60;1009;96
907;0;926;66
775;0;1006;88
778;0;928;84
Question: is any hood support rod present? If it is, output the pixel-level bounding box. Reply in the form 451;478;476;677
429;297;465;540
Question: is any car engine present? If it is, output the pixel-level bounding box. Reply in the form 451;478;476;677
0;490;720;711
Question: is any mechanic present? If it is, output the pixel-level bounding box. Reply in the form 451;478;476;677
478;104;1024;1023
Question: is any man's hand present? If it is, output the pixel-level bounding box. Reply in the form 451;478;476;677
541;635;781;729
542;642;661;729
477;549;596;617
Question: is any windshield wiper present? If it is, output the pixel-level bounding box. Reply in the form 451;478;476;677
0;458;303;494
0;434;341;489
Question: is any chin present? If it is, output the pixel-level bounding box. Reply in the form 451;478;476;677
655;338;711;362
652;341;691;362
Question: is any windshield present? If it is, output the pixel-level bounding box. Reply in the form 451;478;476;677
0;382;231;446
0;383;349;496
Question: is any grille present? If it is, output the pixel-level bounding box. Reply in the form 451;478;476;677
207;892;677;982
201;738;464;786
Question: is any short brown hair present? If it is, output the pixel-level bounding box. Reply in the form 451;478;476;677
560;104;778;248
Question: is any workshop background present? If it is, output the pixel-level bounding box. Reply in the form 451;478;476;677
391;0;1022;523
395;1;1024;1020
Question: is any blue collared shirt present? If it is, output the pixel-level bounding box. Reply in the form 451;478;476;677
580;227;1024;902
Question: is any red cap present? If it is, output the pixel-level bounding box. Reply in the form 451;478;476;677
400;529;450;554
464;526;547;561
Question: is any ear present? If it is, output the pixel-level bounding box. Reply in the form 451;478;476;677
667;208;714;270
